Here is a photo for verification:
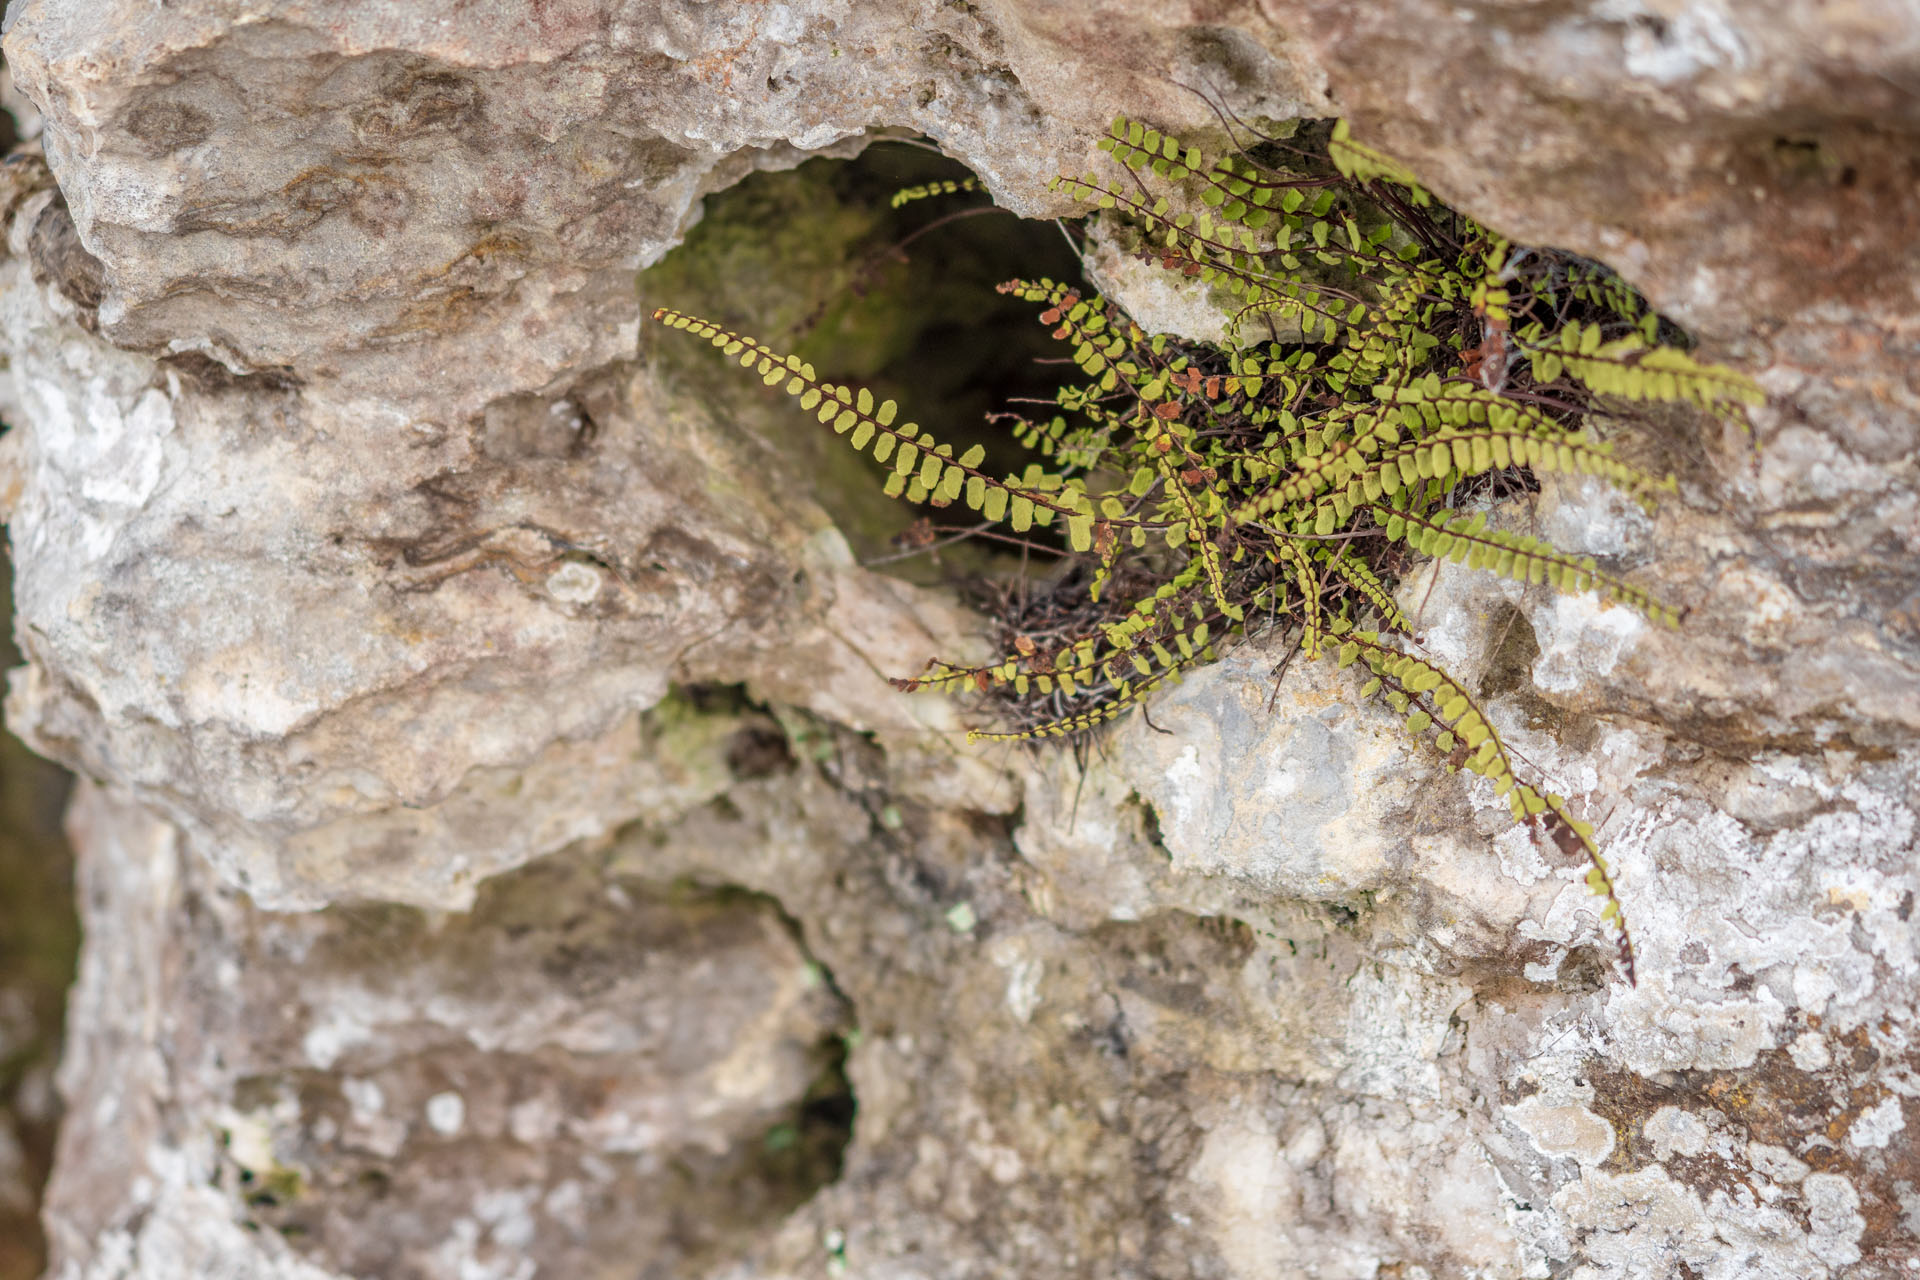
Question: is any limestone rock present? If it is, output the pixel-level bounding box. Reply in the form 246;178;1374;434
45;780;852;1280
0;163;990;910
1;1;1917;1278
0;0;1320;416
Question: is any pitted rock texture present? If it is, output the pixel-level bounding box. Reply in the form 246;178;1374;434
2;2;1918;1279
0;0;1320;417
45;779;852;1280
0;154;993;910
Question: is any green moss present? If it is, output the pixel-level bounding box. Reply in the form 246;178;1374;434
245;1163;306;1209
639;685;750;795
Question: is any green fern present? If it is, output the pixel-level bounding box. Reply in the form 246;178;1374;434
1327;118;1431;204
890;176;983;208
649;116;1765;983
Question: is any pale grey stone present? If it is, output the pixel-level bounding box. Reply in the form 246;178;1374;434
2;1;1916;1277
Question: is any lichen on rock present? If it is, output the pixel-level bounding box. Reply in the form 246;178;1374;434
0;1;1917;1278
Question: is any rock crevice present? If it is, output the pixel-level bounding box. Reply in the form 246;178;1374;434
1;1;1917;1277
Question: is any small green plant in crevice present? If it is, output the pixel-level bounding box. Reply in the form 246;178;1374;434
640;144;1085;576
650;115;1764;983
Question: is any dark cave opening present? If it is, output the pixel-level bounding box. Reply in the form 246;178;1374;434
640;136;1091;576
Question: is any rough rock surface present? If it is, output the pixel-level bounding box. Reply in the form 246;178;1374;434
1;2;1917;1278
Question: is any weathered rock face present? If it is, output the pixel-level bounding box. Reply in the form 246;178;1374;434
1295;2;1920;432
2;2;1917;1278
47;777;853;1280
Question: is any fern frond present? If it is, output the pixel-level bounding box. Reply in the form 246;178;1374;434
1049;170;1134;213
1552;260;1655;338
981;609;1218;742
1537;795;1637;984
1096;114;1207;184
1155;448;1237;620
966;676;1164;741
650;307;1076;526
1369;421;1667;499
1325;547;1409;631
1326;120;1430;205
890;177;982;208
1375;505;1679;626
997;277;1159;401
1534;321;1763;418
1333;623;1634;974
1338;625;1520;792
1235;413;1670;529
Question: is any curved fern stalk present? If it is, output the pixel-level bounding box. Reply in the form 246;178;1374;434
956;628;1209;742
1294;419;1672;523
1096;116;1418;273
1552;259;1658;340
963;674;1164;741
1052;186;1399;356
1141;431;1237;620
998;278;1155;406
1222;280;1371;347
1238;413;1668;529
1324;547;1409;631
1326;120;1432;205
1244;393;1678;537
1228;404;1410;523
890;176;982;208
1530;320;1765;424
1098;114;1318;224
650;308;1106;544
1138;206;1370;314
897;576;1227;742
1374;505;1680;627
1194;151;1338;221
1331;622;1635;980
1097;113;1343;213
1096;115;1210;184
1280;540;1328;658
